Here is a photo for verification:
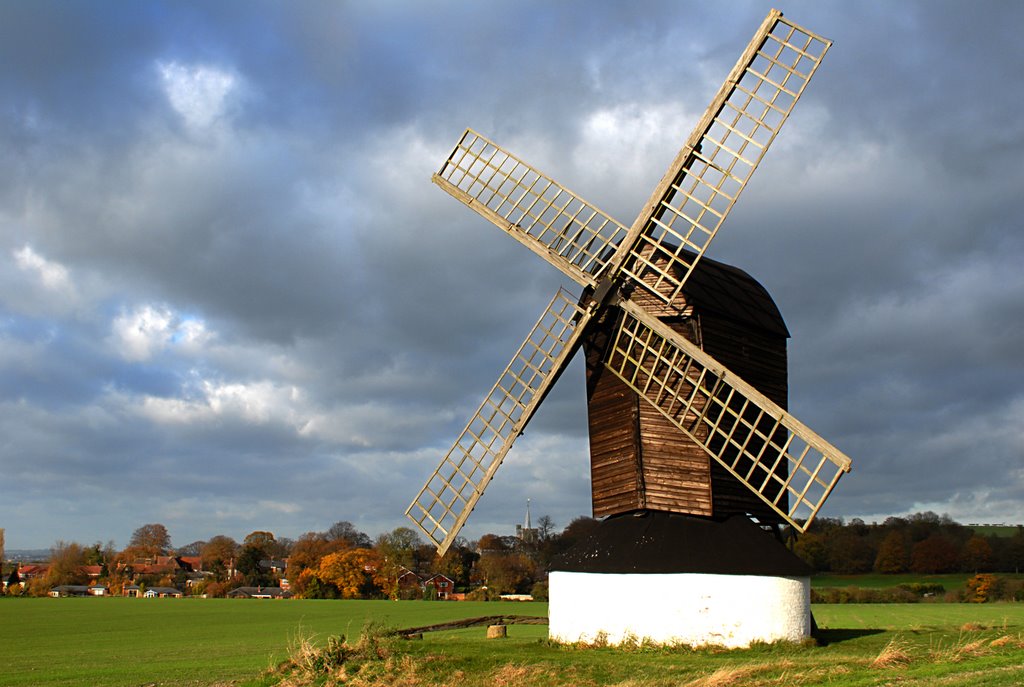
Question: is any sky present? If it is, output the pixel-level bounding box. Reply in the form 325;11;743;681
2;0;1023;551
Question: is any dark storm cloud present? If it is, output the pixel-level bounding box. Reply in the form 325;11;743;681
1;0;1022;548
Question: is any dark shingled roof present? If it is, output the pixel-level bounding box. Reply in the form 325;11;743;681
550;511;812;576
681;252;790;338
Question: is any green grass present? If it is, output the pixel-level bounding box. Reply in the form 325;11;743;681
969;525;1021;538
0;597;544;686
2;598;1024;687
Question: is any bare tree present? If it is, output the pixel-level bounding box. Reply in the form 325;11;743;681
327;521;371;548
536;515;556;542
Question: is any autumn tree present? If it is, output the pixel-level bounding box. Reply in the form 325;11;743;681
285;532;352;595
476;551;536;595
375;527;422;571
476;533;509;553
317;548;387;599
965;573;1001;603
128;523;171;557
961;535;993;572
554;516;600;554
431;542;478;589
47;541;88;587
874;530;910;573
234;548;266;586
5;567;20;594
243;531;276;553
201;535;238;581
236;532;277;586
292;567;338;599
241;531;289;561
793;531;830;571
911;534;960;573
827;533;875;574
1001;532;1024;573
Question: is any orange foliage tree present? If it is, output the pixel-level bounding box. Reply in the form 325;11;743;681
316;548;388;599
965;573;1000;603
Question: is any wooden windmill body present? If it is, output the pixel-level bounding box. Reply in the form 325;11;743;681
406;9;853;646
585;253;791;524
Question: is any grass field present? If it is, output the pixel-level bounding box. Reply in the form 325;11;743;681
811;572;974;590
969;525;1021;538
2;598;1023;687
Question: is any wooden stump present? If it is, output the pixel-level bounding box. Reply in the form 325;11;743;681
486;624;507;639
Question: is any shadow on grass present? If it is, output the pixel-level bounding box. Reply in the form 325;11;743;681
814;628;886;646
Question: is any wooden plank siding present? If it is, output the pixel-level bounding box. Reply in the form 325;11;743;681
585;309;645;517
699;311;789;523
584;253;790;523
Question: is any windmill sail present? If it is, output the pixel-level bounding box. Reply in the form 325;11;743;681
433;129;629;289
406;289;591;554
603;298;850;531
615;10;831;305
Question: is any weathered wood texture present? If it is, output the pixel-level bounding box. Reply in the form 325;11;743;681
585;254;790;523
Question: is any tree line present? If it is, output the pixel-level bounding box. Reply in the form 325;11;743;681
793;512;1024;575
2;515;604;599
6;512;1022;599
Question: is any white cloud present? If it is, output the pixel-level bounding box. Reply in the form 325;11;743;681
158;61;237;129
14;245;74;294
570;101;701;215
136;378;307;428
204;380;303;424
111;304;212;361
171;318;212;353
111;305;173;361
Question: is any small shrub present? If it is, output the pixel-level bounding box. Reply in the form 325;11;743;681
270;621;396;685
965;574;1001;603
811;585;922;604
895;582;945;597
1003;578;1024;601
465;586;500;601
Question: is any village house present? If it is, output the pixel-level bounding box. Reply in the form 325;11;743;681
16;563;49;581
227;586;291;599
49;585;108;597
423;574;455;600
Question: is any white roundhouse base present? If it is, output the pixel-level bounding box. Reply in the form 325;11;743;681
548;571;810;648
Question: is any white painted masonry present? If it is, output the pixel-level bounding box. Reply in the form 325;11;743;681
548;571;810;648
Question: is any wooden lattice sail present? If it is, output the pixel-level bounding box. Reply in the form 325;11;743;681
407;9;850;555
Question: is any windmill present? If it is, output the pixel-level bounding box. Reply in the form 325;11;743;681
407;9;851;646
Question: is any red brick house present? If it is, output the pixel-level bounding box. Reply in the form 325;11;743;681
424;574;455;600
